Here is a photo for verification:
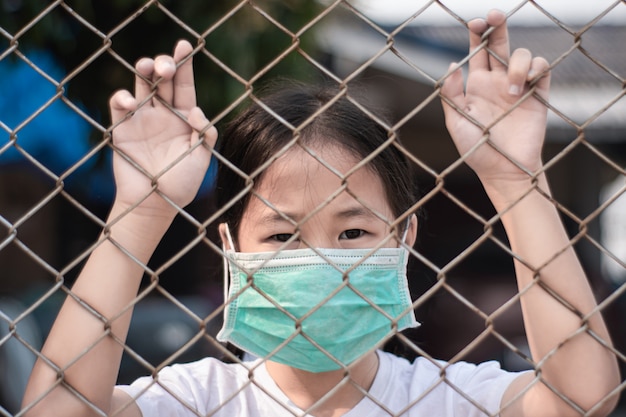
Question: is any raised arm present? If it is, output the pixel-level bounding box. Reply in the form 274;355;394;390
21;40;216;417
440;10;620;417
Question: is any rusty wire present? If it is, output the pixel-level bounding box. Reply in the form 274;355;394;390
1;1;625;416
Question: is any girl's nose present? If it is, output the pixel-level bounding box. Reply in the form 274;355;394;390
297;239;339;250
296;222;339;249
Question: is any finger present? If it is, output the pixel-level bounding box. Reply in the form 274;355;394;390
109;90;137;125
485;9;510;71
188;107;217;146
507;48;532;96
153;54;177;106
440;63;466;127
134;58;154;104
528;56;551;100
468;18;489;72
188;107;217;167
172;40;196;110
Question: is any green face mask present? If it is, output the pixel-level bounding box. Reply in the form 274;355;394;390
216;246;419;373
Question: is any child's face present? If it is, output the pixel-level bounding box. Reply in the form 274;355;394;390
234;144;397;253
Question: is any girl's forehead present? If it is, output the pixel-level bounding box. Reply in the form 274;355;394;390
257;145;363;189
246;145;392;219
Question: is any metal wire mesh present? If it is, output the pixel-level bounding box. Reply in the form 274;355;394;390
1;1;625;416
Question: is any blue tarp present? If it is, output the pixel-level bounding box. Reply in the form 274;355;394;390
0;50;216;203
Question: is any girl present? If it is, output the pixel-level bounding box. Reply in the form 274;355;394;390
23;10;619;417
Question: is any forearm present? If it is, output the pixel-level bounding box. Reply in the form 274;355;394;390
485;174;620;416
22;202;175;417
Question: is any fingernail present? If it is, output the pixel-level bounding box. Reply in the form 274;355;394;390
123;96;134;107
155;58;175;74
508;84;521;96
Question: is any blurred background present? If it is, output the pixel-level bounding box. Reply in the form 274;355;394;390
1;0;624;414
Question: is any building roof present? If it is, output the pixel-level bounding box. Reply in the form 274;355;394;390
397;24;626;87
318;18;626;139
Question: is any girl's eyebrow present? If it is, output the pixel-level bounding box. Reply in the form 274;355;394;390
335;206;375;219
257;206;376;225
257;210;299;225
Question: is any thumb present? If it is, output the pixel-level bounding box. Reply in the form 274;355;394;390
188;107;217;172
188;107;218;148
109;90;137;125
440;63;466;123
528;57;551;102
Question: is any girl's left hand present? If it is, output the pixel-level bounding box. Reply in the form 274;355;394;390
441;10;551;190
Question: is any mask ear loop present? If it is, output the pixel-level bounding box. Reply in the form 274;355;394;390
224;223;236;252
400;216;411;245
222;223;237;305
222;246;229;306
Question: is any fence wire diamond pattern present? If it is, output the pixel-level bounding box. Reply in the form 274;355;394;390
1;1;625;416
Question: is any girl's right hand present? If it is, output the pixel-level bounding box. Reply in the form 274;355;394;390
441;10;550;200
108;40;216;218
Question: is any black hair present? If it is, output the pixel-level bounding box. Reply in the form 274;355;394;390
216;81;423;363
216;81;420;244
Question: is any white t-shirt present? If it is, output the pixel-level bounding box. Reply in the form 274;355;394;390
117;350;524;417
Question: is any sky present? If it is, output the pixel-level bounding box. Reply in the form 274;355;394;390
357;0;626;26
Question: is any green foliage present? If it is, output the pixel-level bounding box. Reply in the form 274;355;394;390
0;0;324;125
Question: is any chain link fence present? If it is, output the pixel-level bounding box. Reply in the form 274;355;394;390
1;1;625;416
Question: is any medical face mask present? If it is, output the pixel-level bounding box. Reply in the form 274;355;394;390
216;228;419;373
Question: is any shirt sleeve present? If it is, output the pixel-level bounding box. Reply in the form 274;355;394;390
116;362;208;417
446;360;529;417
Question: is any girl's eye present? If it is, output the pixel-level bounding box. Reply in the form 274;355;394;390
271;233;294;242
339;229;365;240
